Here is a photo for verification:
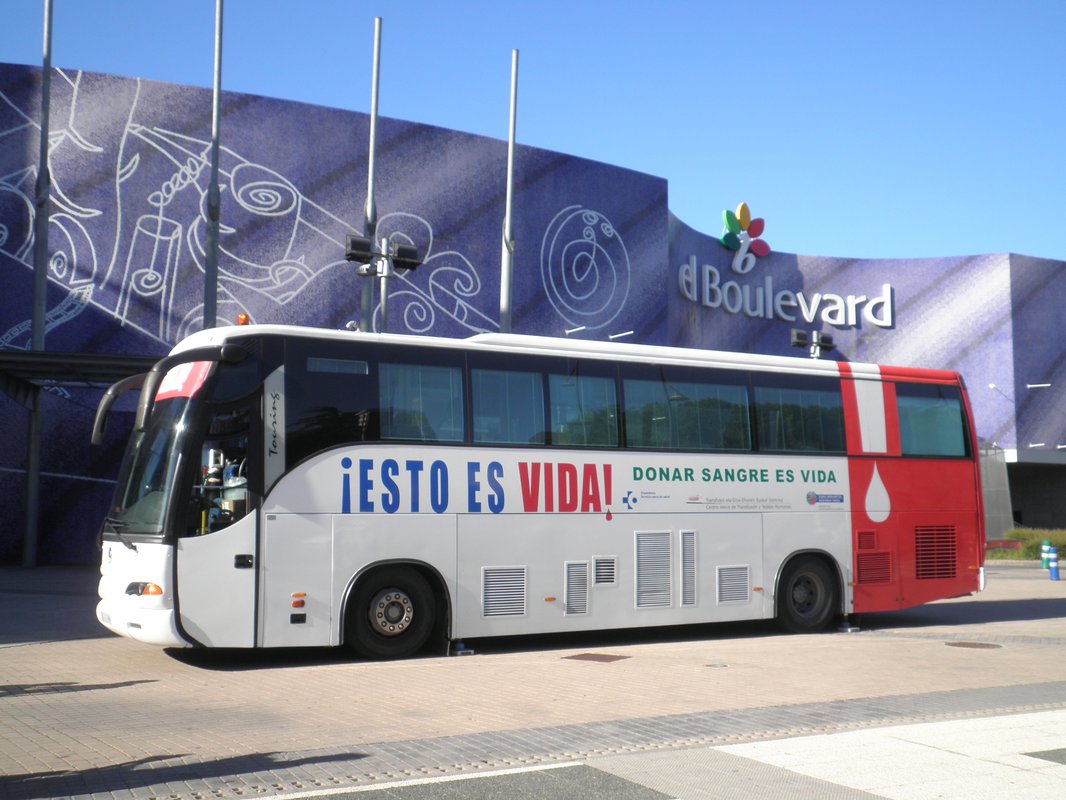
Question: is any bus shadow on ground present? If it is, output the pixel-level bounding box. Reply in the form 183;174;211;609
859;596;1066;631
166;593;1066;672
165;645;360;671
165;619;786;671
462;618;784;656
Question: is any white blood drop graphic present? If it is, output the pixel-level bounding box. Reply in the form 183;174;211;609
865;464;890;523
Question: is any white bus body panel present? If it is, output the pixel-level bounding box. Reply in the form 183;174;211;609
332;513;457;638
175;512;257;647
763;512;854;611
97;540;189;647
257;512;458;648
454;512;767;639
259;513;334;647
263;445;853;645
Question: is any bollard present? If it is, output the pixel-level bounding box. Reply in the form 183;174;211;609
1050;547;1060;581
1041;540;1051;569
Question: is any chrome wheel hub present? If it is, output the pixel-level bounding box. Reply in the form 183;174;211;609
368;588;414;637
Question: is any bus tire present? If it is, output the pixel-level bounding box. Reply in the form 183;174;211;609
777;556;838;633
346;566;436;660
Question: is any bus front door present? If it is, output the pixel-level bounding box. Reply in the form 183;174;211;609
176;512;258;647
174;402;259;647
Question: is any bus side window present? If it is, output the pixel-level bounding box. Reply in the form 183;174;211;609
623;375;750;451
753;376;844;453
472;368;546;445
623;377;672;449
380;362;464;442
548;371;618;447
287;354;376;467
896;383;967;457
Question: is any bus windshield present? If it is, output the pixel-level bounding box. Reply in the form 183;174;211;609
106;397;198;536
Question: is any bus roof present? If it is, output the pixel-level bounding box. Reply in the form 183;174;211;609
170;324;960;382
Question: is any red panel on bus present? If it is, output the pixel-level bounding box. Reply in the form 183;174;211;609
155;361;212;401
849;457;982;613
878;365;961;383
842;364;982;613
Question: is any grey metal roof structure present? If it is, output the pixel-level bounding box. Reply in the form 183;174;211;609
2;350;159;566
0;351;158;392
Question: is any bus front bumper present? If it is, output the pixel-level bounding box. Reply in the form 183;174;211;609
96;597;190;648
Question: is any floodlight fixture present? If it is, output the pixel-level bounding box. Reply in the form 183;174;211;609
345;235;375;263
791;328;834;359
391;244;422;271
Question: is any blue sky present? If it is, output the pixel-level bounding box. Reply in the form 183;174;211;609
4;0;1065;260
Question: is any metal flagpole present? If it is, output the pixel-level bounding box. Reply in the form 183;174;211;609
23;0;54;568
359;17;382;332
499;50;518;333
31;0;52;353
203;0;224;329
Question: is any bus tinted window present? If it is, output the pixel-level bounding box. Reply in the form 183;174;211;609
549;369;618;447
380;363;464;442
472;368;546;445
308;357;368;375
623;373;750;451
210;354;262;403
897;383;968;457
286;345;378;467
754;375;844;453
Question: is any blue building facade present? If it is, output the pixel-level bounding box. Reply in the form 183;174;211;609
1;64;1061;563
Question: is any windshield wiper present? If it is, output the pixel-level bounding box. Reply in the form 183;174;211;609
104;517;138;551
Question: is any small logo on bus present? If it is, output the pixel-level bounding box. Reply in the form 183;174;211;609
807;492;845;505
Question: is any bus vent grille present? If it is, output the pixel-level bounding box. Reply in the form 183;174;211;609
857;552;892;583
857;530;877;550
482;566;527;617
915;526;957;579
593;557;617;586
681;530;697;606
565;561;589;615
717;565;750;605
636;531;672;608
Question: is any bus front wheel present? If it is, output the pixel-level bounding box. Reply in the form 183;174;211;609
346;566;435;659
777;556;838;633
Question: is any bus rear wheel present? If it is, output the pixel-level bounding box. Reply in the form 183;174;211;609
346;566;435;659
777;556;838;633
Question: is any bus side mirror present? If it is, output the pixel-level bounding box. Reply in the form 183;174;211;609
92;372;147;445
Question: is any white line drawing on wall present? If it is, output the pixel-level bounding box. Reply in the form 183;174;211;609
46;70;105;223
540;205;631;331
117;214;182;340
49;213;99;287
0;285;93;350
1;68;632;350
373;212;500;335
0;177;36;262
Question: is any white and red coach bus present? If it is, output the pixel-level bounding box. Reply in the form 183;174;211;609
93;325;985;658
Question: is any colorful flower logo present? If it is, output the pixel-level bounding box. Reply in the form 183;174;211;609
720;202;771;257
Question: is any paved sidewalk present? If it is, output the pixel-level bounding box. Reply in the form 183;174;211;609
557;710;1066;800
1;560;1065;799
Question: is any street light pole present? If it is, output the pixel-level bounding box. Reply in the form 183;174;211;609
202;0;224;329
499;49;518;334
23;0;54;568
359;17;382;332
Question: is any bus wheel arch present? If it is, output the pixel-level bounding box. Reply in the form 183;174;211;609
342;562;449;659
775;552;841;633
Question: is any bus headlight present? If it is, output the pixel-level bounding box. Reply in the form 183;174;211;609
125;582;164;596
